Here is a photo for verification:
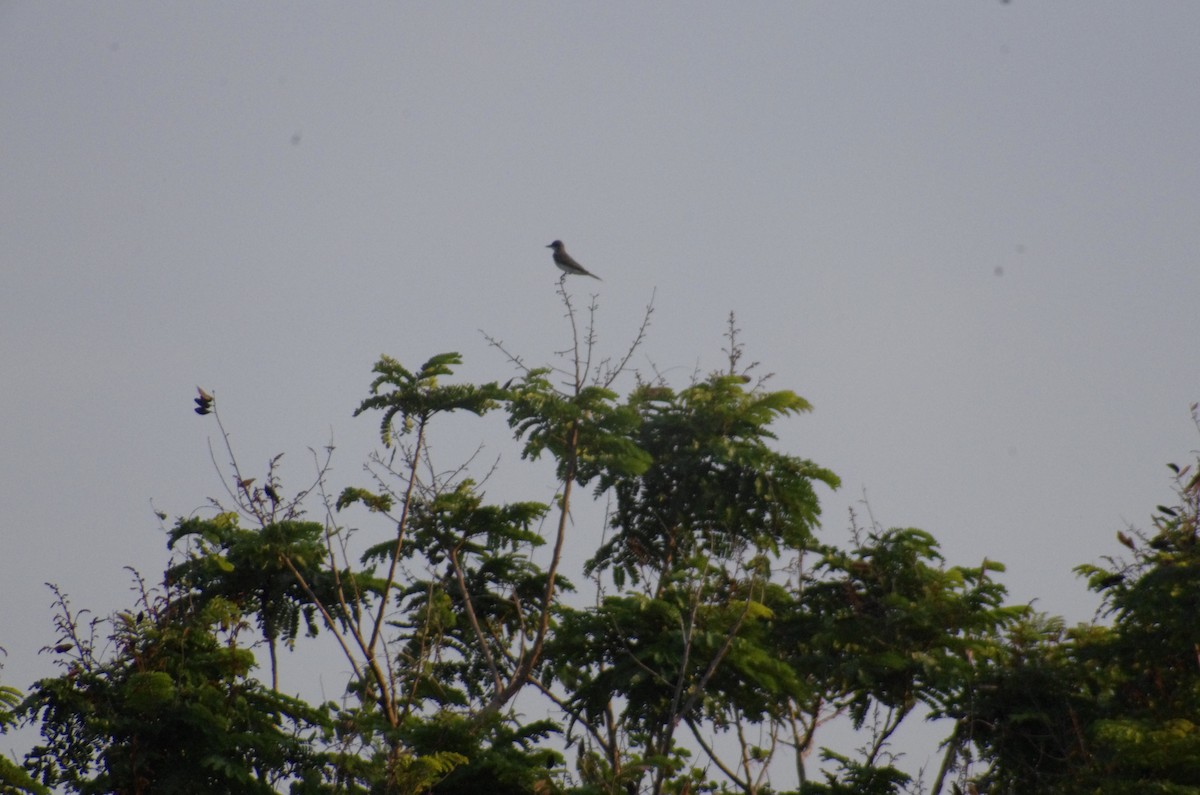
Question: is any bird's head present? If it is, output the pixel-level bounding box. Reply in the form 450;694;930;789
547;240;564;250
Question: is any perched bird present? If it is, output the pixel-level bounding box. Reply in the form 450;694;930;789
547;240;601;280
194;386;214;415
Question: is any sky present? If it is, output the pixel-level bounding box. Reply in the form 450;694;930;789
3;1;1200;786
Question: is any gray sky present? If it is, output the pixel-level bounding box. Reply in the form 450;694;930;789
3;2;1200;783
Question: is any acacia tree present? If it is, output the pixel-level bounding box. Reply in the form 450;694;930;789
17;580;327;794
941;413;1200;794
533;317;1021;794
9;292;1033;794
544;352;839;793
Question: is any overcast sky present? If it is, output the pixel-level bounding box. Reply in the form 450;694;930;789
4;2;1200;783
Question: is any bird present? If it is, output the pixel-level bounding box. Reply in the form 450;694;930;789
547;240;601;280
194;386;214;415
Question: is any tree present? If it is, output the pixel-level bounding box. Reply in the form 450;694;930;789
939;407;1200;794
17;581;326;794
6;296;1036;793
0;659;47;795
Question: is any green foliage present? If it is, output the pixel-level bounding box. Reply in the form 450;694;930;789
950;451;1200;794
28;336;1200;795
382;481;561;709
354;353;499;447
1092;718;1200;785
796;528;1022;725
399;711;561;795
0;684;20;730
0;759;48;795
505;368;652;486
589;373;839;584
946;612;1091;792
800;749;911;795
18;589;326;794
167;515;383;649
550;586;804;735
337;487;394;514
0;679;48;795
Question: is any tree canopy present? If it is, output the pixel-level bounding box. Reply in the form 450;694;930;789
3;303;1198;795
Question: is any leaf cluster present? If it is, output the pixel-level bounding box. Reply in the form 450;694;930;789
18;590;325;794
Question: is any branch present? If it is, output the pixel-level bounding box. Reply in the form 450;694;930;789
449;542;504;694
480;421;576;717
685;716;748;789
367;415;427;655
600;287;655;388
